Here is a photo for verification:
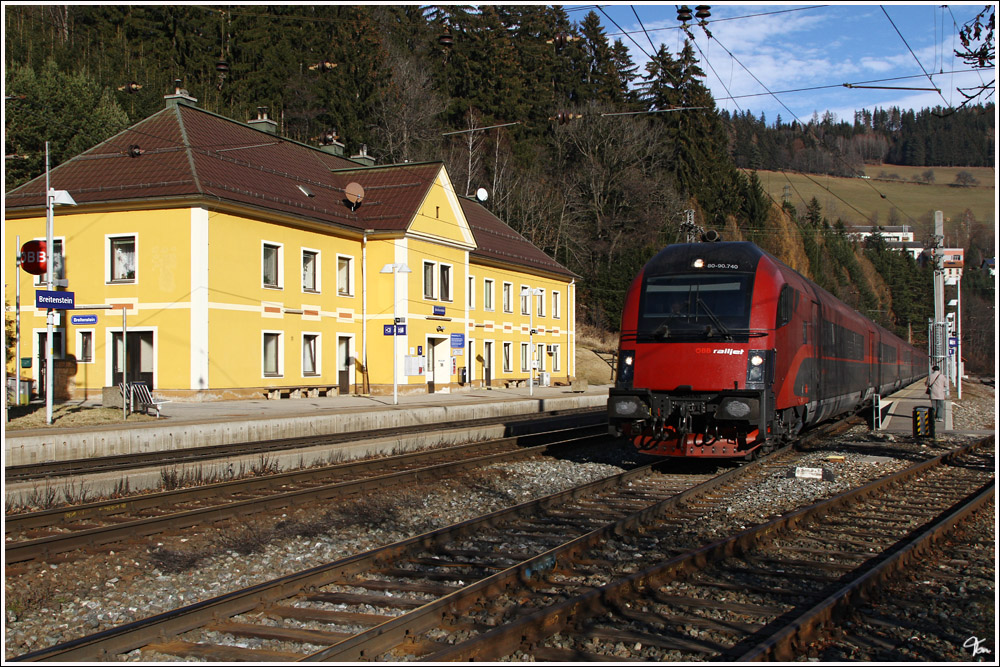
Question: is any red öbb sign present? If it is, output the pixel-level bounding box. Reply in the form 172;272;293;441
20;240;47;275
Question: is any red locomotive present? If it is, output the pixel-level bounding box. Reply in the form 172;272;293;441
608;241;926;459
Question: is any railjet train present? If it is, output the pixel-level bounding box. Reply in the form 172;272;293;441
608;241;926;459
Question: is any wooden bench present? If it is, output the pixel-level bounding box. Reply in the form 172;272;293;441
128;381;170;418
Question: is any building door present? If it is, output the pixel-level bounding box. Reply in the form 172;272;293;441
36;330;64;400
482;341;493;387
427;336;448;393
112;331;154;388
338;336;351;394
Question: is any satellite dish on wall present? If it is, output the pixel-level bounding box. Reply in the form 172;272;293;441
344;182;365;210
475;187;488;202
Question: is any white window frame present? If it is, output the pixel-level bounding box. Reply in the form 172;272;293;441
302;332;321;376
262;330;283;378
503;341;512;373
76;329;95;364
439;263;453;302
537;343;546;372
520;342;530;372
552;291;561;319
503;282;513;313
467;274;475;309
484;278;494;312
337;254;355;297
536;289;545;317
262;241;283;289
423;261;437;300
107;234;137;284
551;344;561;372
520;284;530;315
302;248;321;293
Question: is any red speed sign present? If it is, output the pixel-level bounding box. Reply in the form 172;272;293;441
20;240;47;275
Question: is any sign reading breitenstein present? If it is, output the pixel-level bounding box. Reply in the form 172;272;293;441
36;290;75;310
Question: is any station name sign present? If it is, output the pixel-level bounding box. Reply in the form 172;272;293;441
36;290;75;310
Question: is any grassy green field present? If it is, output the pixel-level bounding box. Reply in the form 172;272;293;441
759;165;995;242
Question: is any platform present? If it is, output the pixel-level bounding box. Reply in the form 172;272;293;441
875;379;953;435
3;384;610;468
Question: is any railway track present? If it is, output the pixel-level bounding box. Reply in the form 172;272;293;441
4;423;606;565
430;436;994;662
4;407;602;483
10;421;854;661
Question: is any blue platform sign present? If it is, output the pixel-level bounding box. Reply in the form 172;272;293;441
450;333;465;348
71;314;98;325
383;324;407;336
433;305;446;316
36;290;74;310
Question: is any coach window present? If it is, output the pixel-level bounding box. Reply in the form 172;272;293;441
776;285;794;328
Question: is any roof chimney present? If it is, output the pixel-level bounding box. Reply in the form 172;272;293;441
164;79;198;108
248;106;278;134
317;129;345;157
351;144;375;167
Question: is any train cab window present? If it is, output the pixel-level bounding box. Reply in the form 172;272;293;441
776;285;795;328
638;273;754;341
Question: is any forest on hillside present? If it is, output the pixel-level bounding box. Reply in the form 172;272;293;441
4;5;995;369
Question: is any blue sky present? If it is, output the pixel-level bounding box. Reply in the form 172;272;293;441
571;2;993;124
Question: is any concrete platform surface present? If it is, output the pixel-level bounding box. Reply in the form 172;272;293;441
4;384;611;467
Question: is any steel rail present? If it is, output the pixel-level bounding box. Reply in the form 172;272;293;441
423;436;993;662
6;420;602;534
5;424;606;565
9;458;677;662
5;407;602;482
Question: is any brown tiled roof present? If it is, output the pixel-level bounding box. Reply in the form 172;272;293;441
461;198;577;280
5;102;573;278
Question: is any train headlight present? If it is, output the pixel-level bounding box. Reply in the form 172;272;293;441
745;349;773;389
616;350;635;388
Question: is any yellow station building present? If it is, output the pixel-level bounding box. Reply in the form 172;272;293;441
4;91;577;401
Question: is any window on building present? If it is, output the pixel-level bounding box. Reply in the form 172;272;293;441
78;330;94;363
263;243;281;288
423;261;436;299
302;250;319;292
537;343;545;372
503;342;512;372
337;255;353;296
551;344;561;372
536;289;545;317
468;275;475;308
440;264;452;302
110;236;136;282
35;238;65;285
503;282;513;313
484;278;494;311
521;285;530;315
552;291;561;319
521;342;530;371
263;332;282;377
303;334;319;375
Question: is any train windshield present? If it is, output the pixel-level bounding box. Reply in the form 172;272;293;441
638;273;756;341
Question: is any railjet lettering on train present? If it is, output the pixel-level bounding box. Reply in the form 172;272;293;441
608;241;926;460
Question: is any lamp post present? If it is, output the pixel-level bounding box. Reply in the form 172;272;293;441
43;142;77;424
380;262;411;405
520;287;543;396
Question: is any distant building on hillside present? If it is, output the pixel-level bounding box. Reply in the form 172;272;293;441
847;225;923;260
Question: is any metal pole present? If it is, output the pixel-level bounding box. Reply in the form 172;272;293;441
16;235;21;411
956;277;962;399
392;267;398;406
45;144;54;425
123;305;128;420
